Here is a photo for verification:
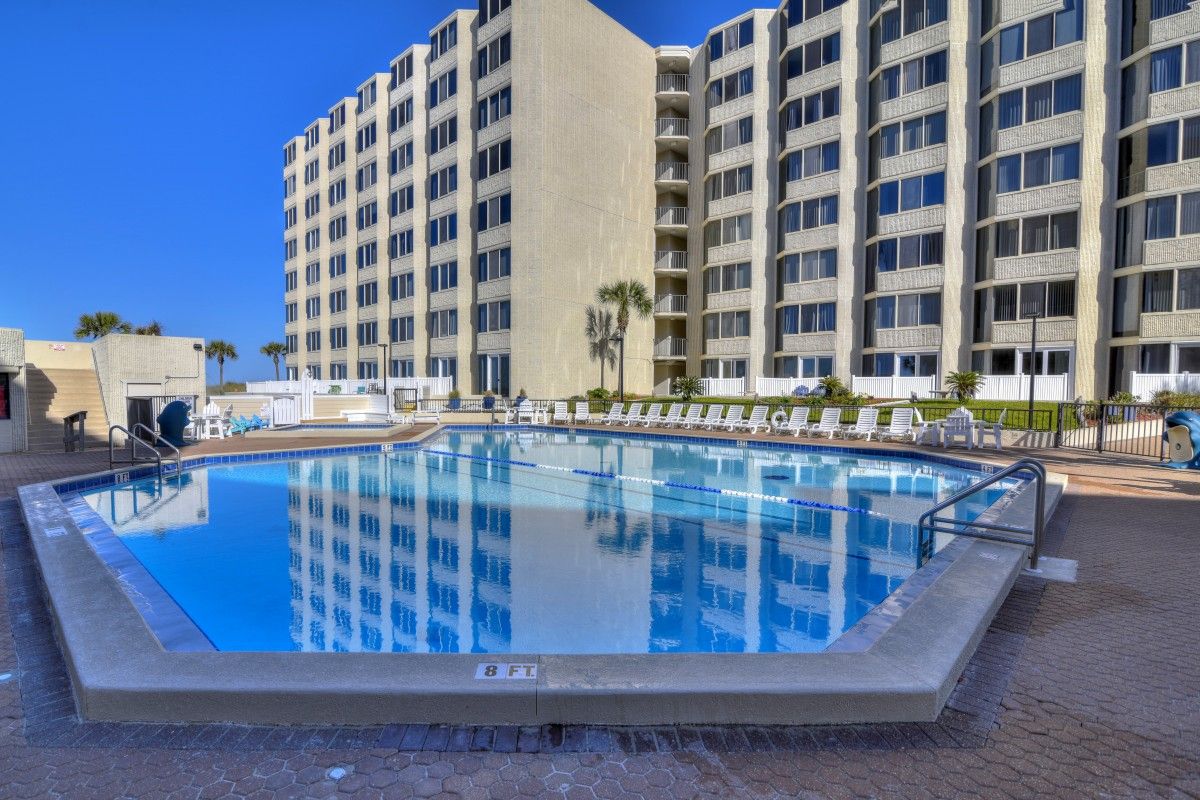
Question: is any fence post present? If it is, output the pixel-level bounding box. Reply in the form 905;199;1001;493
1096;406;1106;454
1054;403;1064;448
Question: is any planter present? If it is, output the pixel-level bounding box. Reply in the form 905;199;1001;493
482;396;495;410
448;398;461;410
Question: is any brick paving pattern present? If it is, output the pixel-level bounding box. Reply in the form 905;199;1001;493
0;434;1198;798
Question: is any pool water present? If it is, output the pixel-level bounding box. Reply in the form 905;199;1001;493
78;429;1007;655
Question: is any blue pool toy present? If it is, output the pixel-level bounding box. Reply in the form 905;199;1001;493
1163;410;1200;469
154;401;192;447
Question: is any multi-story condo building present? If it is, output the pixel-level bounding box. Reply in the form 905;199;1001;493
284;0;1200;400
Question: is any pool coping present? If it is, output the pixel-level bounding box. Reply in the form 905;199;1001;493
15;425;1064;726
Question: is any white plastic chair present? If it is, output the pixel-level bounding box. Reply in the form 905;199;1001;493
552;401;570;425
572;402;591;425
700;405;725;430
736;405;770;434
877;407;917;442
621;402;644;426
772;407;810;437
807;407;843;438
634;403;662;427
721;405;745;431
975;408;1006;450
659;404;683;428
679;405;704;428
838;408;880;440
942;408;975;449
601;403;625;425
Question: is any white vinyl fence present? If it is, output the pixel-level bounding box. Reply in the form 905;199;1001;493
700;377;746;397
1129;372;1200;398
852;374;1073;402
755;377;823;396
246;377;454;397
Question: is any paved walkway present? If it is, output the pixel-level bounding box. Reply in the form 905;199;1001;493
0;428;1198;798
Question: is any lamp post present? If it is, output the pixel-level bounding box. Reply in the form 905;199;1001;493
611;332;625;402
1024;310;1043;424
376;343;390;392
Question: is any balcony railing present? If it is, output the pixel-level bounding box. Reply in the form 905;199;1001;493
655;206;689;226
654;250;688;271
657;74;689;93
655;161;689;181
654;294;688;315
654;337;687;358
655;117;689;137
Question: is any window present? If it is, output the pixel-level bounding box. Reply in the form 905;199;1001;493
478;0;511;25
430;19;457;60
1148;120;1180;166
305;295;321;320
390;316;415;343
388;97;414;133
328;253;346;277
283;174;296;198
995;73;1081;130
429;213;458;246
429;261;458;293
876;49;947;103
356;82;377;113
304;227;320;253
1178;267;1200;310
477;193;511;231
703;311;751;340
706;67;754;111
303;159;320;184
901;0;947;35
329;327;347;350
995;7;1082;67
284;142;297;166
284;206;297;229
328;215;347;242
477;300;511;332
426;166;456;202
430;309;458;338
872;171;944;217
478;140;512;179
355;123;376;153
780;87;839;133
776;302;836;335
779;141;839;187
390;359;415;379
779;194;838;233
774;355;833;379
700;359;747;379
328;288;347;313
389;184;415;216
709;16;754;62
873;292;940;328
389;272;414;300
429;117;458;154
356;361;379;380
478;247;511;281
328;363;347;379
866;232;943;279
389;229;414;258
703;262;751;295
356;202;377;231
305;330;321;353
355;161;377;192
778;250;837;291
428;68;458;108
785;0;845;27
478;33;512;78
780;32;839;82
303;194;319;220
328;104;346;134
356;321;378;346
284;239;297;261
707;163;754;203
328;141;346;169
874;112;945;166
705;115;755;154
356;282;378;308
703;213;752;247
389;141;414;175
478;86;512;129
995;142;1080;193
284;302;297;323
986;211;1078;257
355;242;377;269
389;52;413;90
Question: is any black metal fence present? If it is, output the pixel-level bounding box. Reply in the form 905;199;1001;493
1055;402;1200;459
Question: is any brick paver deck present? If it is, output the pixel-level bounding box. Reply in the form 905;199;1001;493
0;426;1198;798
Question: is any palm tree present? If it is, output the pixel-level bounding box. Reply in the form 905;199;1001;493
260;342;288;381
584;306;617;390
205;340;239;389
595;280;653;400
945;371;985;402
133;321;163;335
74;311;131;340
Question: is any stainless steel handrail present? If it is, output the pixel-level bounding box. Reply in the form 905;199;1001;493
108;424;164;484
131;423;183;476
917;458;1046;569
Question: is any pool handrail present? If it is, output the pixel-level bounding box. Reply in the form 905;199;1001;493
917;458;1046;569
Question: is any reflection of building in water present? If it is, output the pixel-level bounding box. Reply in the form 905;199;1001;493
84;471;210;534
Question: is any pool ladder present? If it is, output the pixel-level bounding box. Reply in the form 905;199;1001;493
108;423;183;484
917;458;1046;569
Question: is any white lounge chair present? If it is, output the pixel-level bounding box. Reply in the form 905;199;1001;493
678;404;704;429
517;403;539;424
877;407;917;442
659;404;684;428
975;408;1006;450
412;409;441;425
572;402;592;425
942;408;975;449
807;407;843;438
721;405;745;431
620;402;644;426
638;403;665;427
838;407;880;440
700;405;725;430
601;403;625;425
551;401;570;425
735;405;770;434
772;407;811;437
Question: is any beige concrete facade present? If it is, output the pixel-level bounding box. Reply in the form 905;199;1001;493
282;0;1200;400
0;328;28;453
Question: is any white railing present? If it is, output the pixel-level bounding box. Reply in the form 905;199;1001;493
1130;371;1200;398
656;206;689;226
654;294;688;314
700;378;746;397
245;380;304;394
654;337;687;358
974;374;1072;403
655;117;689;137
657;74;689;93
386;376;455;398
246;377;453;398
756;377;823;396
852;376;938;399
654;250;688;271
655;161;689;181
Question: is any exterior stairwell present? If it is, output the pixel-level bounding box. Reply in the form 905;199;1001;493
24;366;110;452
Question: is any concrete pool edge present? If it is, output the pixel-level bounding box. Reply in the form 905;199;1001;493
15;434;1063;726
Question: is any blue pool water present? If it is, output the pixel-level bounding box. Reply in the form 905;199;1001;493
78;430;1007;655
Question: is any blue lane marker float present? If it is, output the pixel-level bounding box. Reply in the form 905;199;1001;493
414;448;873;516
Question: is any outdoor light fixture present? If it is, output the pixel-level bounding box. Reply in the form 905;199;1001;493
1023;309;1044;423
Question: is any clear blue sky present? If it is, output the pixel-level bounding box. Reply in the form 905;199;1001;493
0;0;746;383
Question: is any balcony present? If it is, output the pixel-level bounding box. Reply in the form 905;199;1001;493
656;74;689;94
655;161;689;185
654;250;688;273
653;294;688;317
655;206;689;231
654;337;687;360
655;117;689;139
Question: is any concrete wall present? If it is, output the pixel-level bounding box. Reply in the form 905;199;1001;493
0;328;27;453
90;334;207;425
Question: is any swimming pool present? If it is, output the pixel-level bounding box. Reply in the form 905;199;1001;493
76;428;1008;656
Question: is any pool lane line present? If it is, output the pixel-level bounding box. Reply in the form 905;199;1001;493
417;448;874;516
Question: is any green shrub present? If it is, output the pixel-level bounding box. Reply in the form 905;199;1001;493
586;387;611;401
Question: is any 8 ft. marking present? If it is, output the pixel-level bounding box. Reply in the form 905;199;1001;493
475;663;537;680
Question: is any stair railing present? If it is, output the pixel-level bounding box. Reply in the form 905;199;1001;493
63;410;87;452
